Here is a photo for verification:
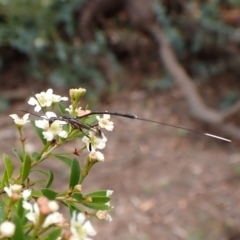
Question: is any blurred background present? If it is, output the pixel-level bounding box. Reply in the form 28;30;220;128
1;0;240;239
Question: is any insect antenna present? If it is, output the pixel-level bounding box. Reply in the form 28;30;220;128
19;110;42;119
78;111;231;142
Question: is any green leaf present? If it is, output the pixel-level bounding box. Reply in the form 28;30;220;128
72;193;83;202
69;158;80;188
3;154;13;179
82;202;111;211
31;169;48;177
43;228;62;240
32;152;41;161
0;201;5;222
89;196;111;204
68;203;82;214
82;114;96;125
45;170;54;188
31;190;43;198
57;102;67;115
17;199;24;219
1;171;8;188
31;120;46;145
54;155;72;167
31;170;53;188
21;154;31;182
85;190;110;197
41;188;57;200
12;148;23;162
12;214;24;240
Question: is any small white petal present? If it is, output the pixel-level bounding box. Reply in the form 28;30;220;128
4;187;12;197
9;114;18;120
60;96;68;101
46;89;53;95
33;203;40;215
42;212;62;228
34;104;42;112
44;111;57;119
22;201;33;212
83;221;97;236
23;113;30;121
28;97;38;106
58;130;68;138
42;131;54;141
103;114;110;119
25;212;38;224
35;119;49;129
22;189;32;200
76;212;86;224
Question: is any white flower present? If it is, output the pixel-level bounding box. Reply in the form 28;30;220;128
22;200;62;228
96;114;114;131
23;201;39;225
0;221;15;237
9;113;30;126
4;184;22;197
82;132;107;152
96;210;112;222
89;151;104;162
28;89;68;112
28;89;53;112
70;212;96;240
22;189;32;200
35;112;68;141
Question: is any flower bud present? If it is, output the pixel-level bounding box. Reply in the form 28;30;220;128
10;184;22;193
96;210;113;222
89;151;104;162
96;210;107;220
48;200;59;212
69;88;86;105
74;184;82;192
0;221;16;237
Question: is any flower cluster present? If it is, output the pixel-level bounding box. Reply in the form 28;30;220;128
6;88;115;240
9;88;114;161
3;184;98;240
28;89;68;112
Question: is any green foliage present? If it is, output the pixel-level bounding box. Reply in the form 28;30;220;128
0;88;113;239
21;154;31;182
0;0;118;96
41;188;57;200
153;0;240;80
69;158;81;188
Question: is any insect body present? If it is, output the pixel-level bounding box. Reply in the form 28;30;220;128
23;108;231;143
24;90;232;144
